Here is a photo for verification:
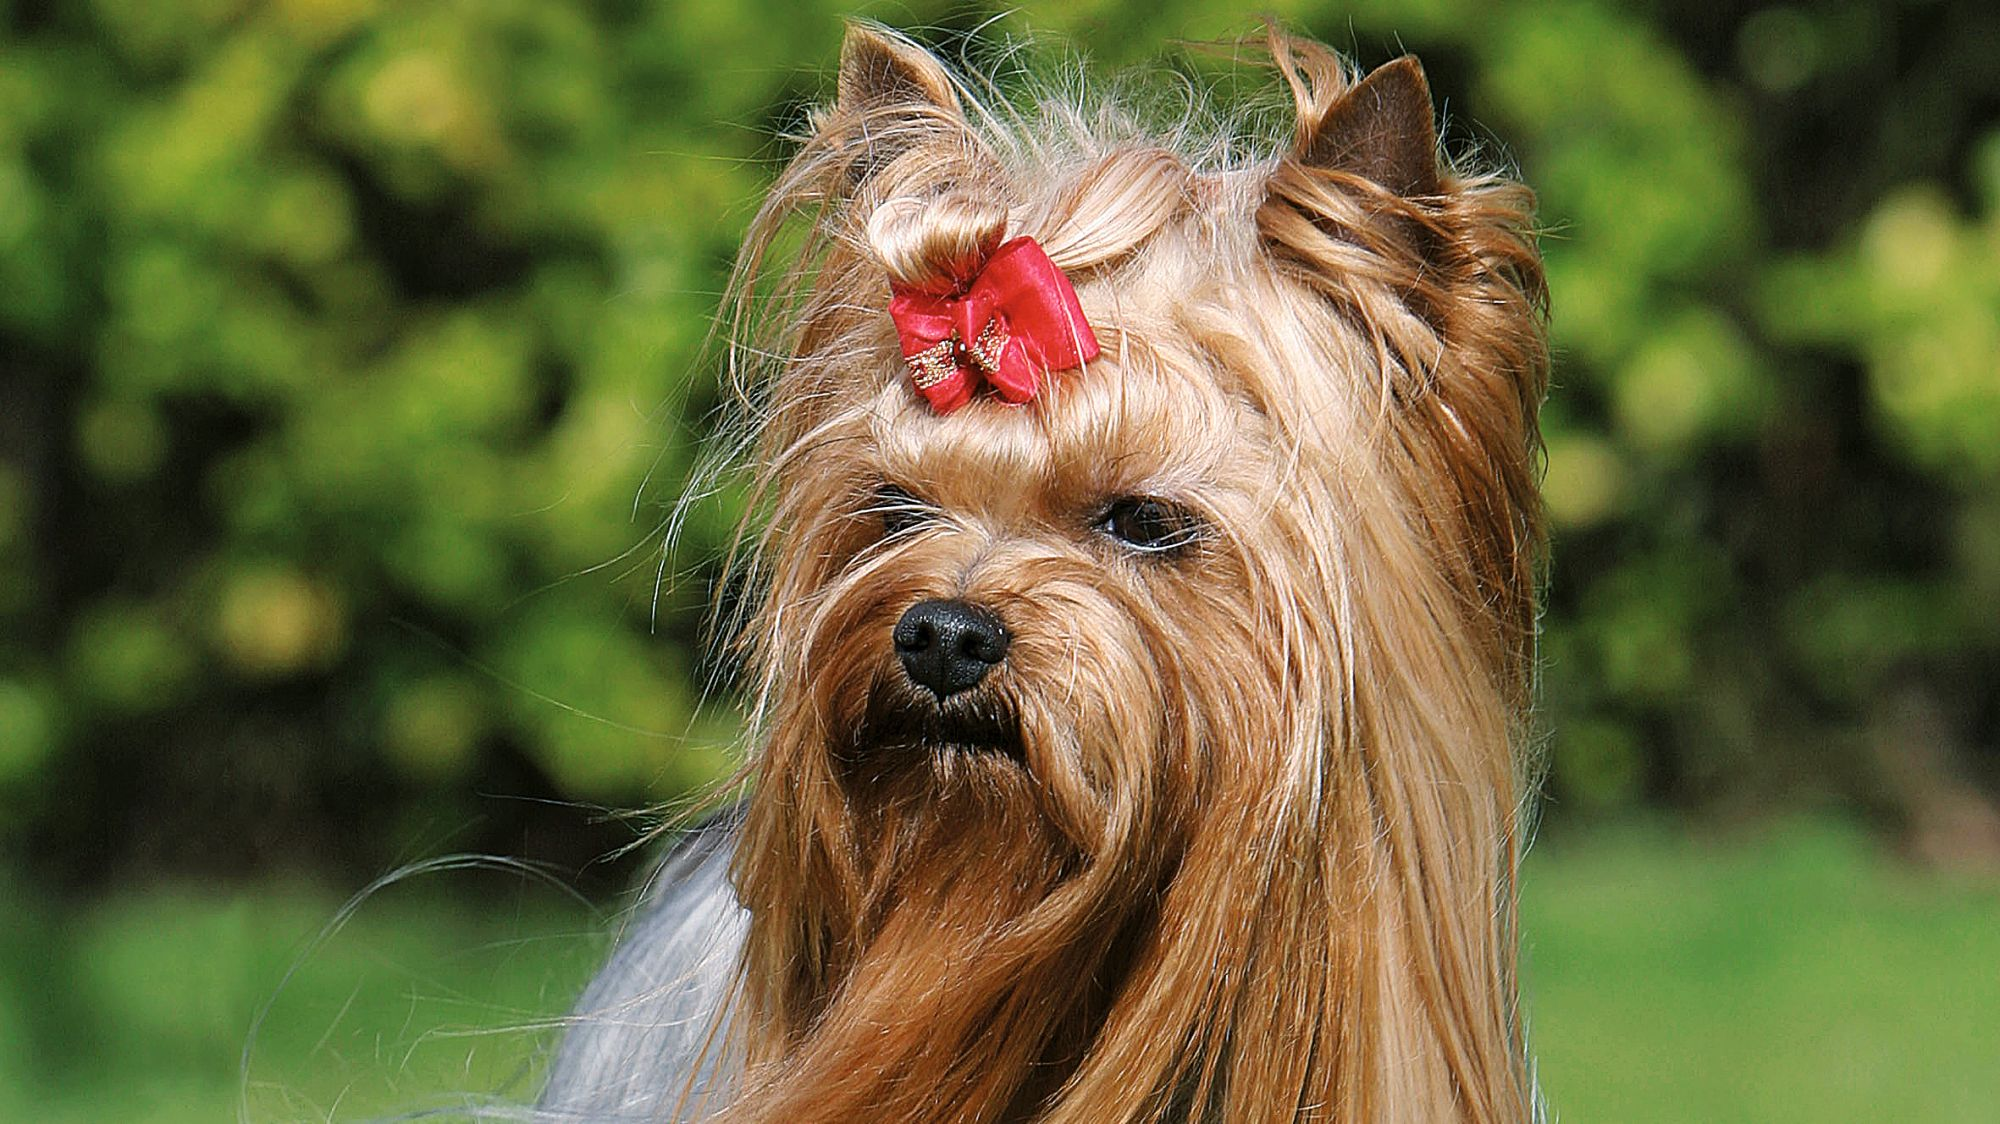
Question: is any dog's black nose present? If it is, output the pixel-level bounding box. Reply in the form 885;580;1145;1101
894;599;1009;700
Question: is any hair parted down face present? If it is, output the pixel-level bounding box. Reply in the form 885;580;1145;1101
703;22;1550;1124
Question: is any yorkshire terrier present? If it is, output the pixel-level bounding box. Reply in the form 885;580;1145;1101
539;22;1549;1124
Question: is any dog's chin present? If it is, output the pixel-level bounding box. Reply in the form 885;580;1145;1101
840;684;1026;778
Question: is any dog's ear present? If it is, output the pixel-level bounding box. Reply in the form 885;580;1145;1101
838;23;960;115
1262;43;1548;674
826;24;965;192
1292;55;1440;197
1261;45;1451;294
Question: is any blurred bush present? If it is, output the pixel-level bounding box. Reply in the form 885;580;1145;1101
1;0;1995;887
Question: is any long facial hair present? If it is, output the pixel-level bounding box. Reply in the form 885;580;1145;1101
688;24;1550;1124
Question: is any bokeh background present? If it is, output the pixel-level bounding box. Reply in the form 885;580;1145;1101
2;0;1996;1120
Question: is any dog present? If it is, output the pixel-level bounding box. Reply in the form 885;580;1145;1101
537;22;1549;1123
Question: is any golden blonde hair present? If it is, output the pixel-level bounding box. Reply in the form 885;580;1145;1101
648;22;1549;1123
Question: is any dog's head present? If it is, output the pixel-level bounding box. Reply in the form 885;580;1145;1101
712;25;1547;1122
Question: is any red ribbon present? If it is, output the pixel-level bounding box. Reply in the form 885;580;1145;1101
887;237;1099;414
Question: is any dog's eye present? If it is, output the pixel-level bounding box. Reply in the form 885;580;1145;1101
1095;497;1202;556
871;484;934;538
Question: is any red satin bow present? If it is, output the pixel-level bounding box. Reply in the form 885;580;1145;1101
888;237;1099;414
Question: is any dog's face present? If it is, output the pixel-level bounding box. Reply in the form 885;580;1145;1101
711;26;1548;1124
801;329;1269;849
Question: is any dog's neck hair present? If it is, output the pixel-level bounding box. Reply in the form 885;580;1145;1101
702;25;1548;1124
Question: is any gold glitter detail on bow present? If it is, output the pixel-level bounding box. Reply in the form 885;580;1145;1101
968;320;1007;375
906;338;958;390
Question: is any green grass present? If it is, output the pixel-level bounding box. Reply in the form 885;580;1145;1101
1522;819;2000;1122
0;871;608;1123
1;819;1994;1122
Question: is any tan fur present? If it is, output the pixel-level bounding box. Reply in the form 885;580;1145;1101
695;23;1548;1123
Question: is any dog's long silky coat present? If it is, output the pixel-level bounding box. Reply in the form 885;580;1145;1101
541;23;1548;1124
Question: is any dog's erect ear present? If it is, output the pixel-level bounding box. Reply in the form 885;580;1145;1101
837;23;960;115
1294;56;1440;197
827;24;965;191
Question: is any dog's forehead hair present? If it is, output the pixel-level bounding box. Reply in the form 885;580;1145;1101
867;327;1258;523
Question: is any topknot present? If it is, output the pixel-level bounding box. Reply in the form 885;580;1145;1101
865;191;1009;291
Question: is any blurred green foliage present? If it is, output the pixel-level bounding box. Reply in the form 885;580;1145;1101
2;0;1997;884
